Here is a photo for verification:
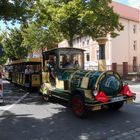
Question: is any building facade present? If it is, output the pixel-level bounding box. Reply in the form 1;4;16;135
111;2;140;74
59;1;140;74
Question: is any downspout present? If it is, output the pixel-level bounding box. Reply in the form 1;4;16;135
128;20;130;72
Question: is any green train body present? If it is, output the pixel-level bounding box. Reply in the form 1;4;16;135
40;48;136;118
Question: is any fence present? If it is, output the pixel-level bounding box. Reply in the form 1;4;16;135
85;65;112;71
85;63;140;76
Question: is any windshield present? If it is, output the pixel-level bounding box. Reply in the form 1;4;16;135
59;50;84;69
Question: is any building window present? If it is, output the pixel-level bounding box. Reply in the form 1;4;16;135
87;40;89;45
133;40;137;50
133;56;137;72
86;53;90;61
133;25;137;34
96;50;99;60
82;41;85;47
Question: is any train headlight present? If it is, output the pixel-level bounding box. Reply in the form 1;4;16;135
93;90;98;96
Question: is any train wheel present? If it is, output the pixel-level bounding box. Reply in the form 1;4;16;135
42;94;49;102
107;101;124;110
71;94;87;118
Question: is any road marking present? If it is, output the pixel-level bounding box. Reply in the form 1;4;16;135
0;92;29;111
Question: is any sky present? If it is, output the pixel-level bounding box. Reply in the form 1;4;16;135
0;0;140;33
0;21;20;33
114;0;140;8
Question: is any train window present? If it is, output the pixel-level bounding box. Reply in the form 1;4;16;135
59;50;83;69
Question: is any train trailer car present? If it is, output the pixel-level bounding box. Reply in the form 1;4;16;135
5;58;42;89
40;48;136;118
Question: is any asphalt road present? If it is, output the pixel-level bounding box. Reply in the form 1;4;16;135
0;80;140;140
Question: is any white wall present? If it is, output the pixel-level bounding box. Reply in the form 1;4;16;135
112;18;129;64
112;18;140;66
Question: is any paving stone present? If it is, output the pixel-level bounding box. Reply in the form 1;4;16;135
107;128;140;140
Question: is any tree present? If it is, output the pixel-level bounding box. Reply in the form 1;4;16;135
22;23;62;53
0;44;7;65
82;0;123;39
2;28;28;60
33;0;86;47
0;33;7;64
33;0;123;47
0;0;28;21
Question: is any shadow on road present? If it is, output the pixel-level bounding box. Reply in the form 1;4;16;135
0;102;140;140
1;80;140;140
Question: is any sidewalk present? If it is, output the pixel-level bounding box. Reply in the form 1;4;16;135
122;79;140;86
122;73;140;85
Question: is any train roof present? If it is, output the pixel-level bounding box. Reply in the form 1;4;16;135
43;47;85;54
9;58;42;65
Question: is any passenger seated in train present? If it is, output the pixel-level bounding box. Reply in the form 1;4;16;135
46;57;56;86
25;65;33;87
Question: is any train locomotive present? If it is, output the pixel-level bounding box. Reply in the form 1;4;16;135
40;48;136;118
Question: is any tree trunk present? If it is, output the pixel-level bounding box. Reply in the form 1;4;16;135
41;46;45;71
69;35;73;48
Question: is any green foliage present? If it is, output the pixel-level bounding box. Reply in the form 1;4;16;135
0;0;27;21
34;0;87;47
0;33;7;64
82;0;124;39
0;0;124;61
33;0;123;47
22;23;62;52
1;28;28;60
0;47;6;65
0;54;7;65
